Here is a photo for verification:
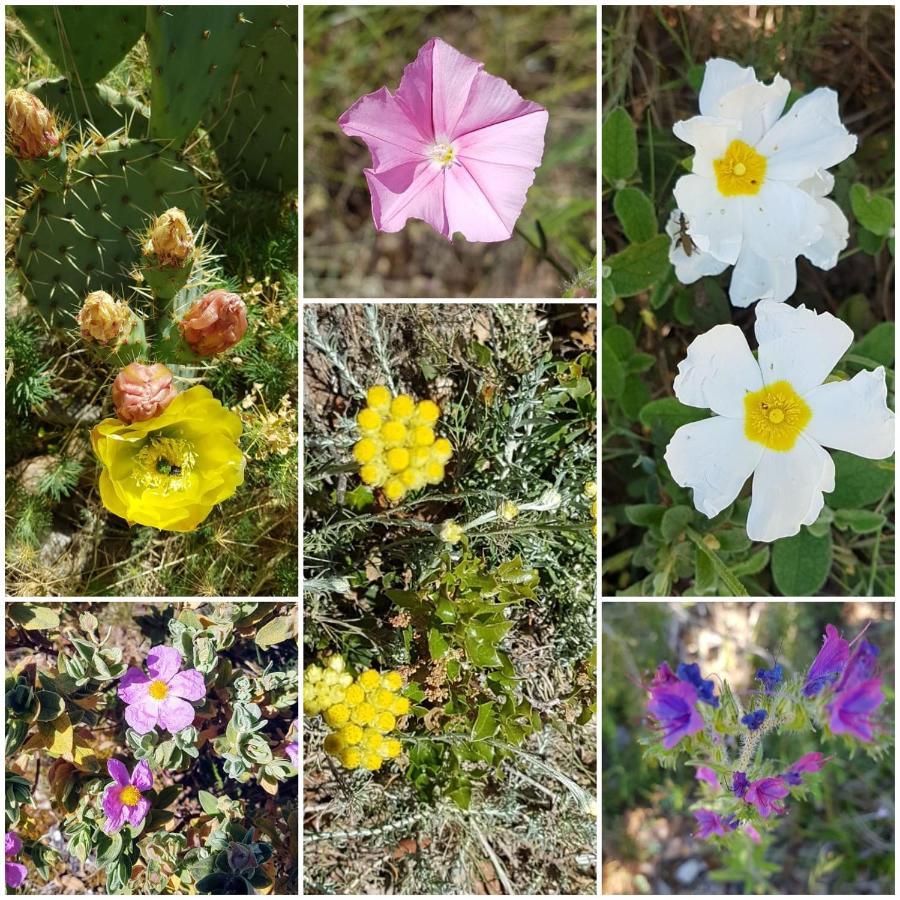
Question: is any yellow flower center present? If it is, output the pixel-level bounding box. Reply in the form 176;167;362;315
430;141;457;168
714;139;766;196
119;785;141;807
134;436;197;494
744;380;811;451
148;679;169;700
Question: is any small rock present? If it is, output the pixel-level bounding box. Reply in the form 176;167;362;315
674;858;706;885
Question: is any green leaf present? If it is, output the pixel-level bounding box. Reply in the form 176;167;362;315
661;505;694;541
849;183;894;236
155;784;181;809
690;279;731;330
35;691;65;722
8;603;59;630
685;528;749;597
427;628;449;660
471;702;497;741
620;375;651;421
601;334;626;399
624;504;665;528
198;790;220;816
602;107;638;184
464;636;502;668
771;529;832;595
827;452;894;509
850;322;895;367
254;614;295;649
448;783;472;810
694;547;717;593
858;227;885;255
639;397;709;446
602;324;635;358
435;598;456;624
607;235;671;297
613;187;657;242
833;508;887;534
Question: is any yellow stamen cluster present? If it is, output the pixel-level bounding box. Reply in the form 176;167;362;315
304;655;408;772
743;380;811;452
353;385;452;503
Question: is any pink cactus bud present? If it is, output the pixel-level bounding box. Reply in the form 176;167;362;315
179;290;248;356
77;291;134;345
111;363;177;424
6;88;60;159
143;207;194;267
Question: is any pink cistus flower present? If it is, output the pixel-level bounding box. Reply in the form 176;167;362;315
646;680;704;749
102;758;152;834
285;718;299;767
5;832;27;888
118;645;206;735
179;290;248;357
112;363;177;424
338;37;549;242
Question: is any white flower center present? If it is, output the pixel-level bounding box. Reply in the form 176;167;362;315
430;140;457;169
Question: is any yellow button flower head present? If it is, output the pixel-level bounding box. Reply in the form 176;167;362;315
324;703;350;728
361;728;384;751
338;723;363;746
344;684;365;706
358;669;381;691
91;386;243;532
391;695;411;716
323;733;344;756
380;738;403;759
340;747;362;770
381;671;404;692
353;385;452;503
351;702;376;726
374;711;396;733
372;688;395;710
362;751;383;771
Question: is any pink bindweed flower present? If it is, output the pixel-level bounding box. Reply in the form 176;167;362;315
742;776;789;818
118;645;206;735
338;37;548;242
5;832;27;888
102;758;152;834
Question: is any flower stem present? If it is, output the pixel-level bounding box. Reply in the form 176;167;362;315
514;225;574;280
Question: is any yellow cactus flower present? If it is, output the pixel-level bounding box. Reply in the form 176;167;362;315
361;751;383;771
390;394;416;420
324;703;350;728
391;695;411;716
91;386;244;532
340;747;362;770
356;408;382;434
411;425;435;447
412;399;440;426
380;420;407;447
338;723;363;746
353;438;379;464
374;711;396;733
350;702;376;726
381;671;404;692
359;670;381;690
386;447;410;472
344;684;365;706
366;384;392;413
383;478;406;502
323;733;344;756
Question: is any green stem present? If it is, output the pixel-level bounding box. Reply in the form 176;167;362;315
514;225;573;280
685;526;749;597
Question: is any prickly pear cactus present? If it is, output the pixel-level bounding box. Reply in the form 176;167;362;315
13;6;144;86
15;138;205;323
208;6;298;193
27;77;150;140
145;6;256;148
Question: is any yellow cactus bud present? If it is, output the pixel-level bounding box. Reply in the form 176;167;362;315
411;425;435;447
381;672;403;692
383;478;406;502
353;438;379;464
323;733;344;756
366;385;392;414
390;394;416;420
357;408;382;434
412;399;440;426
77;291;135;345
380;420;407;447
374;711;396;733
324;703;350;728
5;88;60;158
340;747;362;770
386;447;410;472
350;702;375;726
338;723;363;746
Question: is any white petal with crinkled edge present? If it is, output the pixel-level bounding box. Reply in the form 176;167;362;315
673;324;763;417
798;169;835;199
757;88;857;182
673;174;743;264
755;302;853;395
698;59;761;117
801;197;849;270
666;210;729;283
673;116;741;178
805;368;895;459
740;183;824;261
718;78;791;147
746;436;835;542
665;417;763;518
729;246;797;307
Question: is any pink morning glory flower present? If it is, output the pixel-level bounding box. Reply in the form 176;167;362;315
338;37;548;242
5;832;27;888
102;758;153;834
646;680;704;748
118;645;206;735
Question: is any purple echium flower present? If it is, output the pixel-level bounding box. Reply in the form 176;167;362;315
741;708;767;731
651;661;679;688
743;776;789;818
693;809;738;839
755;663;783;694
803;624;849;697
732;770;749;798
827;638;883;742
783;751;831;785
695;766;720;788
647;680;704;749
676;662;719;708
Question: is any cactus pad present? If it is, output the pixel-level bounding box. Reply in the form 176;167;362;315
13;5;144;86
15;139;205;323
208;7;298;193
146;6;256;148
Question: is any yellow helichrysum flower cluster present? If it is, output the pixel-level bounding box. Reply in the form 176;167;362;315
304;654;409;771
584;481;597;537
353;385;452;503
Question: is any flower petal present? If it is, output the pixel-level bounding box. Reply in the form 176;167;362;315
728;245;797;307
131;759;153;791
804;368;895;459
102;783;127;833
746;436;835;542
409;38;481;139
665;416;763;518
6;861;28;887
672;324;762;416
5;833;22;856
673;115;739;177
167;669;206;702
158;696;196;734
740;183;824;262
127;796;152;828
755;302;853;395
106;758;131;787
147;646;183;683
117;667;151;704
757;88;857;182
673;174;743;264
801;197;849;271
365;160;447;237
124;697;161;735
667;210;730;284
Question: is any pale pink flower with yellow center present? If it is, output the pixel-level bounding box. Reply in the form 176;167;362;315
339;37;548;242
118;645;206;735
101;758;153;834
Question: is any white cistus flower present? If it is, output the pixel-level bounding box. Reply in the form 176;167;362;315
664;301;894;543
672;58;856;307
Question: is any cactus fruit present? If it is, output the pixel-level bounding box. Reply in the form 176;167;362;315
207;7;298;192
6;88;60;158
14;138;205;323
141;208;196;300
111;362;177;424
13;6;144;87
178;289;248;356
145;7;257;148
77;291;148;367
